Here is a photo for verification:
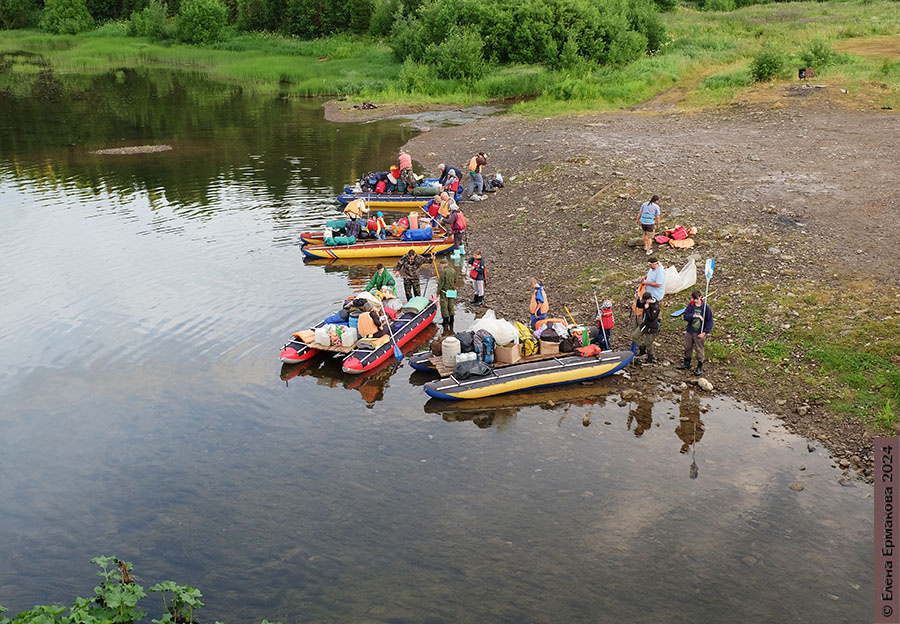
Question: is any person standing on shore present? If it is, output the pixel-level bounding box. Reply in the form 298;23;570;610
529;277;549;329
467;251;486;306
676;289;714;376
640;256;666;303
437;257;458;329
443;204;467;250
631;292;660;365
637;194;661;255
466;152;487;200
395;250;426;301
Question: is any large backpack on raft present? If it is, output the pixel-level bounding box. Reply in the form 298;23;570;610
514;321;539;357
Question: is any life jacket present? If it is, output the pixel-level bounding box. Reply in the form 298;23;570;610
344;199;366;219
374;217;386;234
391;223;408;237
468;155;478;172
426;199;439;218
357;311;379;337
367;218;376;232
438;200;451;219
600;307;614;330
469;258;484;280
535;317;565;331
453;210;467;232
530;285;549;315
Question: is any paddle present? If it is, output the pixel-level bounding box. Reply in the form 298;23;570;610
378;299;403;360
671;291;715;318
592;288;610;350
700;258;715;334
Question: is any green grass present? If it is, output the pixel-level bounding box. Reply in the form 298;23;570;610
2;0;900;108
709;279;900;431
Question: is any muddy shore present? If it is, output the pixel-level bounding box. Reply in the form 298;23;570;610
345;90;898;481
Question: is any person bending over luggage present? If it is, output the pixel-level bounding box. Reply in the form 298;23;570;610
398;151;417;191
529;277;549;329
466;152;487;199
396;250;426;301
343;198;368;221
437;163;463;194
366;264;396;295
368;211;388;240
632;292;660;365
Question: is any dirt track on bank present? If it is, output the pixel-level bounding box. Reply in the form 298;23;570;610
391;89;899;481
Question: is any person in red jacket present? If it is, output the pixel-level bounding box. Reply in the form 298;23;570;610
467;251;486;306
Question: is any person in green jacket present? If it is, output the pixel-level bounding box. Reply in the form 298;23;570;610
437;257;458;329
366;263;396;295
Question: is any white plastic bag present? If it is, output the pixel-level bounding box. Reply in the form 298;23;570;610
664;257;698;295
471;309;519;345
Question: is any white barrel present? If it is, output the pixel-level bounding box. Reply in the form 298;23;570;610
315;326;330;345
340;327;357;347
442;336;461;367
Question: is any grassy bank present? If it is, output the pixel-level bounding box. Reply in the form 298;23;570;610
1;0;899;110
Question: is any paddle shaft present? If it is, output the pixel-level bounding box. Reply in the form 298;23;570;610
378;300;403;360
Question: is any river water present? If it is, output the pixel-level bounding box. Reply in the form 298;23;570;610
0;67;873;622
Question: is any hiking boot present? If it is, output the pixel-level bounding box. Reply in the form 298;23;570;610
693;362;704;376
476;296;484;306
676;358;692;370
646;354;655;364
638;346;646;357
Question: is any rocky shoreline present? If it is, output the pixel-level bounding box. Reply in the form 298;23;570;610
380;92;896;482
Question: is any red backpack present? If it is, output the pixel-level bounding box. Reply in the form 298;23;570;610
454;210;467;231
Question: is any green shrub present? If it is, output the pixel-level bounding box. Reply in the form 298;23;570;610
0;0;38;28
39;0;95;33
127;0;168;37
176;0;227;43
398;58;431;92
750;49;783;82
799;38;836;68
425;26;484;82
369;0;397;37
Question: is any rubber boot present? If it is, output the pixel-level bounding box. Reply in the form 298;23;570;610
646;354;655;364
476;295;484;307
693;362;704;376
676;358;692;370
638;346;646;357
449;315;455;329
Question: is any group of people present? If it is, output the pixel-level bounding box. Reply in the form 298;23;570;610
631;256;713;376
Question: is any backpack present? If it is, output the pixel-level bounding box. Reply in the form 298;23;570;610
513;321;539;357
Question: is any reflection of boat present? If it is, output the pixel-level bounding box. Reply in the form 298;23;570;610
279;324;438;403
279;297;438;375
423;351;633;400
300;236;454;260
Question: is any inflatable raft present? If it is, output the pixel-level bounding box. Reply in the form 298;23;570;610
423;350;633;400
300;236;455;259
279;297;437;375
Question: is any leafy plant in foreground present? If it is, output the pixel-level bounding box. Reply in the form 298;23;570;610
750;49;783;82
150;581;204;624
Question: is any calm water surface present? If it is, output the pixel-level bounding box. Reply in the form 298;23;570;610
0;68;872;622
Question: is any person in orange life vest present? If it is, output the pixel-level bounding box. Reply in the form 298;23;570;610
398;152;416;191
466;152;487;199
529;277;549;329
368;211;388;239
467;251;486;306
443;203;467;250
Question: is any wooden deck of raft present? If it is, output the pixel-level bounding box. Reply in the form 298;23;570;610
428;351;564;378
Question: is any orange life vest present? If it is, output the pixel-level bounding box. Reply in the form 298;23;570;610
530;287;549;315
357;311;379;337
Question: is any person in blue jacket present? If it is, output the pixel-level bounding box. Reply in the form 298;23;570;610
676;289;714;376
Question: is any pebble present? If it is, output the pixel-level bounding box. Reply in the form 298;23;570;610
788;482;805;492
583;414;592;427
697;378;713;392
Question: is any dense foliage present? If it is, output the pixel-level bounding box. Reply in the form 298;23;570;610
390;0;666;69
39;0;94;33
0;0;38;28
175;0;226;43
750;49;783;81
126;0;169;37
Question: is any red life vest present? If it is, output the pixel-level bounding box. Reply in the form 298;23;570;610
453;210;467;232
600;307;614;330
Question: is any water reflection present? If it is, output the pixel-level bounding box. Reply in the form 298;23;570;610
279;324;437;406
